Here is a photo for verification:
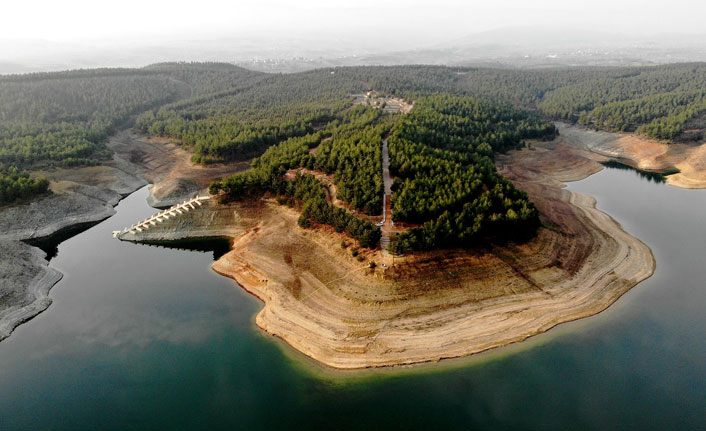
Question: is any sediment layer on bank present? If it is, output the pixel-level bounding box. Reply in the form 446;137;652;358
0;241;62;341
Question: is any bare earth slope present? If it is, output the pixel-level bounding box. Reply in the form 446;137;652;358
122;133;655;369
0;241;62;340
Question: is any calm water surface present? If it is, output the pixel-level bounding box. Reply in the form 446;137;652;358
1;168;705;430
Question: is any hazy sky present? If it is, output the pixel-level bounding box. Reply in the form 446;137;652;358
3;0;706;42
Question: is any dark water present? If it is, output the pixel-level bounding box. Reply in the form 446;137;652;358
24;221;102;261
1;169;705;430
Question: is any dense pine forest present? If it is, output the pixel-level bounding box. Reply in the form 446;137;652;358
387;95;554;252
133;62;706;160
208;105;387;248
210;95;554;250
132;66;461;164
0;68;192;204
3;61;706;211
0;71;183;168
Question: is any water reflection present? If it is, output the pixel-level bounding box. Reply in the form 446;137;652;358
599;160;675;183
131;237;232;261
24;220;102;261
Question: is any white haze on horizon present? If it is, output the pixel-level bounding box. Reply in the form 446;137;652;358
2;0;706;72
3;0;706;44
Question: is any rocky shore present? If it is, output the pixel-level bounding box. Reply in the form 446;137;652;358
0;136;146;341
0;129;246;342
0;241;63;341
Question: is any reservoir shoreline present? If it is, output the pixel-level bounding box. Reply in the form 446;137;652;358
121;126;658;369
0;129;246;342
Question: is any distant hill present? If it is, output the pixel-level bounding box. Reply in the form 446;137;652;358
0;62;34;74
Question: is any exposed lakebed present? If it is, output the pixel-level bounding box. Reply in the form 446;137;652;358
1;167;704;429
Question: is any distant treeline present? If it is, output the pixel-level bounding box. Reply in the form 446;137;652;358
134;63;706;162
0;63;253;204
455;64;706;141
5;61;706;207
0;72;183;168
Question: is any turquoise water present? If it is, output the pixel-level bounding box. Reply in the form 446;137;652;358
1;167;705;430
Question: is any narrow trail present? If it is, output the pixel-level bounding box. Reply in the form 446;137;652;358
380;137;393;261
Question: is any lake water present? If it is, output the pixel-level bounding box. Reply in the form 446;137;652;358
1;167;705;430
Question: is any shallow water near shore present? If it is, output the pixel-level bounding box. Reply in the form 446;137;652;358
1;167;705;430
